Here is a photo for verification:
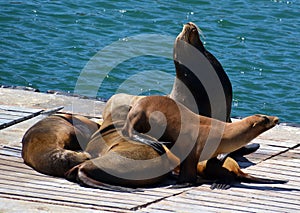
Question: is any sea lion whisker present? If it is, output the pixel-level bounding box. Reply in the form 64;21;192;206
131;133;166;155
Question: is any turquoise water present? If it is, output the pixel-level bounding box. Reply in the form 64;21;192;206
0;0;299;124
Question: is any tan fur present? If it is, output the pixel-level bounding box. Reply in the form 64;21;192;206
22;114;99;177
164;145;287;188
66;105;170;188
102;93;144;121
122;96;279;183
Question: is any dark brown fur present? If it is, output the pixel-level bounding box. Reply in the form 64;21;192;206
197;156;288;189
170;22;232;121
170;22;260;161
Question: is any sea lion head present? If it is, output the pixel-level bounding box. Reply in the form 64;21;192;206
250;114;279;130
175;22;205;52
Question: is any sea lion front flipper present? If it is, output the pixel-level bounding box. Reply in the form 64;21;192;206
228;143;260;158
198;157;236;190
210;181;231;190
167;182;194;189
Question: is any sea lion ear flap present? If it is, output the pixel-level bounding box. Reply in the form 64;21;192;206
252;122;257;128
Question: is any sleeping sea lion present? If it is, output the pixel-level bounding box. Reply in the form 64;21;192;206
22;113;99;177
198;156;288;189
122;96;279;183
163;145;287;189
65;104;170;190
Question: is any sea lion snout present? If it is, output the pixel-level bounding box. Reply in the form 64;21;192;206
272;116;279;125
176;22;202;45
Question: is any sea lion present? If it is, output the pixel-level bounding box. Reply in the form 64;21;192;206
170;22;260;157
122;96;279;183
170;22;232;121
22;113;99;177
104;22;255;158
102;93;144;121
65;104;170;190
163;146;287;189
198;156;288;189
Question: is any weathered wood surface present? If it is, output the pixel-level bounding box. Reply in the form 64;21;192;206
139;147;300;213
0;88;299;212
0;105;43;130
0;146;188;212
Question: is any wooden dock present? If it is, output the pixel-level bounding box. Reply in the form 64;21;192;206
0;88;299;213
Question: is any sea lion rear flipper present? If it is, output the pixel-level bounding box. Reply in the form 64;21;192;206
65;165;140;192
238;173;288;185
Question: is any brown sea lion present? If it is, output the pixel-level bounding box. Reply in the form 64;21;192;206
198;156;288;189
65;104;170;191
102;93;144;121
105;22;256;158
122;96;279;183
22;113;99;177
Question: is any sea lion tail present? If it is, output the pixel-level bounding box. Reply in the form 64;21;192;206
65;165;140;192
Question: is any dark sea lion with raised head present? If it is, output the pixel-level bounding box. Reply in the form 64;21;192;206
170;22;260;157
170;22;232;121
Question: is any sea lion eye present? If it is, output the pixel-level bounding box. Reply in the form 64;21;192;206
262;116;270;124
254;114;270;125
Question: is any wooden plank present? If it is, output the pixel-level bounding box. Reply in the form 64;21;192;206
0;105;42;114
0;146;190;212
0;171;171;206
0;183;139;210
189;188;299;207
0;110;33;117
0;197;103;213
0;108;299;213
0;108;43;129
0;105;64;130
167;188;300;212
0;193;129;213
0;118;14;124
0;146;22;157
139;197;251;213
